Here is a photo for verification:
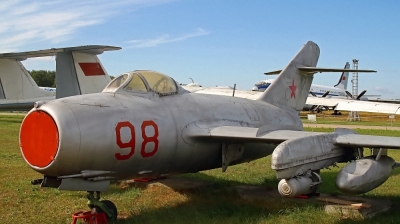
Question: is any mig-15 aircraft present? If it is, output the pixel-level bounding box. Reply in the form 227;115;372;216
19;41;400;222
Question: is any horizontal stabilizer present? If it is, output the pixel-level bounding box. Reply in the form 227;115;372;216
0;45;121;61
265;67;376;75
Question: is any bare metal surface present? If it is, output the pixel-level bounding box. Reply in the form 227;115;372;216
336;156;395;195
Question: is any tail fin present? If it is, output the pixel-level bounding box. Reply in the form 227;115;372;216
0;57;54;100
0;45;121;99
258;41;320;111
54;46;120;98
334;62;350;89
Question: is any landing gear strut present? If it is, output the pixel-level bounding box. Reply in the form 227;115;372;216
87;191;118;223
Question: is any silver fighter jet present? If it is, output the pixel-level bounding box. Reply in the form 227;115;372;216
19;41;400;222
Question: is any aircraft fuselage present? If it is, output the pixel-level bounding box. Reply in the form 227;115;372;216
21;91;302;180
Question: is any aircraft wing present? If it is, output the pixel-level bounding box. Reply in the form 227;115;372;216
306;96;400;114
305;96;349;107
182;86;262;100
336;101;400;115
189;126;400;149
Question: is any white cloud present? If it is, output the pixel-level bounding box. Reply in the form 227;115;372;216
0;0;177;52
125;28;211;48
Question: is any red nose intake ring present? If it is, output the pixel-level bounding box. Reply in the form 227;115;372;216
20;110;59;168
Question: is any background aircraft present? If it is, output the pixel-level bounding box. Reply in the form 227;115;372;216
252;62;351;98
19;41;400;222
183;66;400;115
0;56;55;111
183;82;400;115
0;45;120;111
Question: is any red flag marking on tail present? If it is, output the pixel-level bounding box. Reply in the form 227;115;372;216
289;78;297;98
342;76;346;80
79;63;106;76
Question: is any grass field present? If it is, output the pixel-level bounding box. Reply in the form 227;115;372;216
1;114;400;223
300;111;399;127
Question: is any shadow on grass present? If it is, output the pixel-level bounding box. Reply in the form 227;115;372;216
109;170;400;223
116;180;321;224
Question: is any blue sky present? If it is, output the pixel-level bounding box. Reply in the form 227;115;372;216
1;0;399;98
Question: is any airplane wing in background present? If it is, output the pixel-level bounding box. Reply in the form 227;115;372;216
305;96;346;107
336;100;400;115
184;86;400;114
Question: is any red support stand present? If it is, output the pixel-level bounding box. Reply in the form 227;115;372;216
296;192;320;199
133;176;166;182
71;211;108;224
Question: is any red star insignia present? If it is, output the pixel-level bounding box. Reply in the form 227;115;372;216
289;78;297;98
342;77;346;80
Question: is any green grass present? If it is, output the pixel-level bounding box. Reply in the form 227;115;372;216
1;114;400;223
300;111;400;127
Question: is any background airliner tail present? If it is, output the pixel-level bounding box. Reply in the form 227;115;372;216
0;45;121;100
54;46;120;98
259;41;320;111
334;62;350;89
0;57;54;100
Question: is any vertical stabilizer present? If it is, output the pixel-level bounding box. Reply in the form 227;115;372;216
55;46;119;98
258;41;320;111
334;62;350;89
0;58;54;100
56;52;80;98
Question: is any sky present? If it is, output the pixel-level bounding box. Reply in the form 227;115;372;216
1;0;400;99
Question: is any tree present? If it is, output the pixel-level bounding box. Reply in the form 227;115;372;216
30;70;56;87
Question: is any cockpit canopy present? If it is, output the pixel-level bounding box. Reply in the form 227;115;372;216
103;70;180;96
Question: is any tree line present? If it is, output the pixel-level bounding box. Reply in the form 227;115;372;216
30;70;56;87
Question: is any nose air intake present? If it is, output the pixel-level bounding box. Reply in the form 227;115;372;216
20;110;59;168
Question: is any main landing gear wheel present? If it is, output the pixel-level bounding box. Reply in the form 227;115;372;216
87;191;118;223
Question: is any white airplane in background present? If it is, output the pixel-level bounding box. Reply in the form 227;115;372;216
252;62;351;98
39;87;56;92
0;45;120;111
182;65;400;115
